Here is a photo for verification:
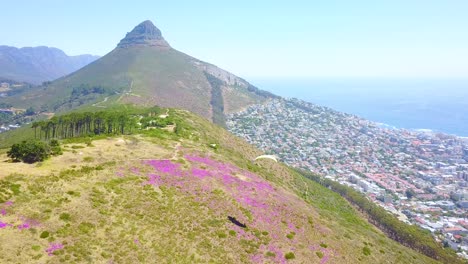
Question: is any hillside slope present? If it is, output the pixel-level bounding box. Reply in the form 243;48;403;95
0;108;444;263
0;46;99;84
0;21;276;125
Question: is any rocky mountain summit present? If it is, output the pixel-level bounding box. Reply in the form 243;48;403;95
117;20;170;49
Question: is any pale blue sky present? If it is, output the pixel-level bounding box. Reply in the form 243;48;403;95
1;0;468;78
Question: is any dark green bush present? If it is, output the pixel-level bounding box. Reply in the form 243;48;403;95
363;246;371;256
7;140;50;163
285;252;295;260
40;231;50;238
49;139;62;155
7;139;63;163
59;213;71;221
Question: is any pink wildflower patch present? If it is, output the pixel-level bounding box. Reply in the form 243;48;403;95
17;223;31;230
184;155;219;167
46;243;64;256
321;255;330;264
145;174;162;186
142;155;318;261
0;209;6;216
16;217;40;230
145;160;182;176
239;196;268;209
0;221;10;229
191;168;211;178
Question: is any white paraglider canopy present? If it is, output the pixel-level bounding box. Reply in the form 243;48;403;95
254;155;278;162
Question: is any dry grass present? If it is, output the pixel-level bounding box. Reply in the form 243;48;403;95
0;136;172;179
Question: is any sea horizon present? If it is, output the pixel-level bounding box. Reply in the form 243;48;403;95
250;77;468;137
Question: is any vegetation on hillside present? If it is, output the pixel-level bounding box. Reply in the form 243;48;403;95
0;106;451;263
70;84;110;100
7;139;62;163
204;72;226;126
296;169;462;264
246;83;279;99
31;110;137;140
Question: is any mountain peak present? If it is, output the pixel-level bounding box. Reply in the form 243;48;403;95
117;20;170;49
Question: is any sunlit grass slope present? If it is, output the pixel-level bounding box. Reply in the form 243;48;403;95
0;109;440;263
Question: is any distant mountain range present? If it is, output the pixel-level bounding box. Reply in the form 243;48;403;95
0;21;277;125
0;45;99;84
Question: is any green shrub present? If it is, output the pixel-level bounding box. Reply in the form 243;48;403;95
40;231;50;238
285;252;295;260
363;246;371;256
7;139;62;163
83;156;94;162
32;245;41;251
59;213;71;221
84;138;94;146
78;222;94;234
7;140;50;163
316;251;324;259
49;139;62;155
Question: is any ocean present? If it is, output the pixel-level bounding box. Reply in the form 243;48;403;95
251;78;468;137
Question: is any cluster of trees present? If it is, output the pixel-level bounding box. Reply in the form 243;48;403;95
246;84;279;99
0;112;13;124
7;139;62;163
140;116;174;129
32;111;135;140
297;169;461;264
71;84;108;99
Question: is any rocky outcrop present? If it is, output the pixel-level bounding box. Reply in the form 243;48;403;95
117;20;170;49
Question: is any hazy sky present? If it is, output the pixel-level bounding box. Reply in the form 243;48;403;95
2;0;468;78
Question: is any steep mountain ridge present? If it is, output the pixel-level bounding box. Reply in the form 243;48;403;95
0;45;99;84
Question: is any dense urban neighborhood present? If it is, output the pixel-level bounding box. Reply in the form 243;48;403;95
227;98;468;258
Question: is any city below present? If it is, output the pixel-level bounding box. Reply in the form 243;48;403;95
227;98;468;259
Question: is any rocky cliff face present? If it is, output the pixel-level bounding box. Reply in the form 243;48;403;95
117;20;170;49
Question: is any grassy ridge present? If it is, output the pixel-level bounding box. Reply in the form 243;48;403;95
0;106;445;263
